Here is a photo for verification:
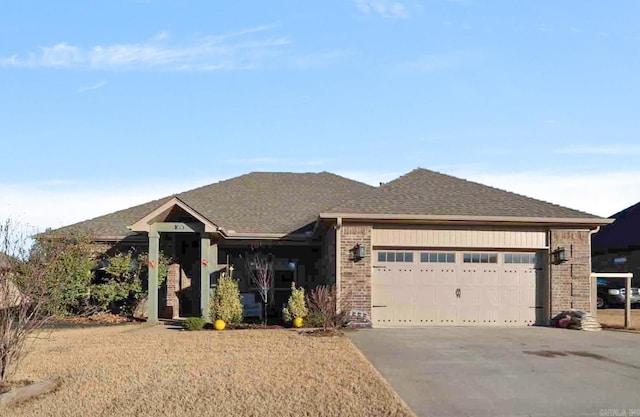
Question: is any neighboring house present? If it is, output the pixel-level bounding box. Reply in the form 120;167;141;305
52;169;612;327
0;252;23;310
592;202;640;287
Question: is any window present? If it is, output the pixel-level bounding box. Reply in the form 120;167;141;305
420;252;455;263
504;253;536;264
378;251;413;263
463;252;498;264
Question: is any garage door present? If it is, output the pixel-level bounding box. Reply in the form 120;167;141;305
372;250;544;326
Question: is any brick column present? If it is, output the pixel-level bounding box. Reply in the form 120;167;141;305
550;229;592;316
339;223;372;326
161;264;180;319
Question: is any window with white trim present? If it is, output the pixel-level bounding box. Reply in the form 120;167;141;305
420;252;455;263
463;253;498;264
504;253;537;264
377;252;414;262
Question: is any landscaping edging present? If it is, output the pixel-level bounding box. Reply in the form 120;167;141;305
0;379;60;408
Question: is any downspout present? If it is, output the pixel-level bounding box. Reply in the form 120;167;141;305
335;217;342;308
547;229;553;325
588;226;601;314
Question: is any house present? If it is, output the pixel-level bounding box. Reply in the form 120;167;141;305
53;168;612;327
0;253;24;310
592;202;640;287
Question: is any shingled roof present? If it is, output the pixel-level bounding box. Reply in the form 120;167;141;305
56;172;373;239
55;168;609;240
324;168;603;220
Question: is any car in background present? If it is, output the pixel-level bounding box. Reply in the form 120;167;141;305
596;278;640;308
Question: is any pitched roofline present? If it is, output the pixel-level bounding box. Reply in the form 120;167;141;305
128;196;220;234
319;212;614;227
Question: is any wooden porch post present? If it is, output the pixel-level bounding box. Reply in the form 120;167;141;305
148;228;160;324
200;234;211;320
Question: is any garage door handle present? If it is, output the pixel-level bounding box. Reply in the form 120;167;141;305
456;288;461;298
372;305;387;308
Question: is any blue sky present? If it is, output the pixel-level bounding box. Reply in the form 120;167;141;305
1;0;639;230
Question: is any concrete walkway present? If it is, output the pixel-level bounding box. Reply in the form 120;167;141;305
349;327;640;417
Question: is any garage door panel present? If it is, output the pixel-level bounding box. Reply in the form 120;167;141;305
372;250;543;327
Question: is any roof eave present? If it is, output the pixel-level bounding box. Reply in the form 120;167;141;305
222;231;311;240
319;212;614;227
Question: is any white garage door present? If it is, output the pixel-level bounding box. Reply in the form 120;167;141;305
372;250;544;326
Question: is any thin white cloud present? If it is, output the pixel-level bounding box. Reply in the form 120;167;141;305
554;145;640;156
0;25;290;71
354;0;408;18
76;80;108;93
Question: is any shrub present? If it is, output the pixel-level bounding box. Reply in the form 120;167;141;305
91;250;171;317
307;285;352;330
303;313;325;328
282;284;308;322
209;272;243;325
32;232;97;316
183;317;206;331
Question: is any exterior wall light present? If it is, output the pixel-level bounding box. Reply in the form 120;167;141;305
351;244;366;261
552;247;568;264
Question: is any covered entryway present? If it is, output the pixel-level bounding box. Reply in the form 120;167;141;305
372;250;545;326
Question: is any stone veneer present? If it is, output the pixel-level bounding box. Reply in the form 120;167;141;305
549;229;592;316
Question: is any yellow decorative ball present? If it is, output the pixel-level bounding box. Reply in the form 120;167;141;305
214;319;226;331
293;317;304;328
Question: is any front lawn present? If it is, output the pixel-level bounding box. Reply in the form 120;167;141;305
7;325;414;417
598;308;640;330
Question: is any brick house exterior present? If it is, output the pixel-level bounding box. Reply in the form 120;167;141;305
53;169;611;326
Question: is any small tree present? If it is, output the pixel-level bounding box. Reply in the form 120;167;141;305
282;283;308;322
246;253;273;324
0;220;56;385
307;285;352;330
209;269;243;325
32;232;96;316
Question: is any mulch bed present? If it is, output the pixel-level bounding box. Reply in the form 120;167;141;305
303;328;345;337
46;312;139;328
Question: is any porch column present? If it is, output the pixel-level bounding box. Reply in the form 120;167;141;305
200;234;211;320
148;229;160;323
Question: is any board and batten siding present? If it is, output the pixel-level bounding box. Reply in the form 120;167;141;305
372;227;547;249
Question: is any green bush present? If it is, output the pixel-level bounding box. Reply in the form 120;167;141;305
209;272;243;325
32;232;97;316
183;317;206;331
282;284;308;322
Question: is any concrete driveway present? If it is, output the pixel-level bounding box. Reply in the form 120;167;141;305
349;327;640;417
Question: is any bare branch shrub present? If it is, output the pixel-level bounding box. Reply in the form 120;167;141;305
306;285;352;330
246;253;273;324
0;220;56;386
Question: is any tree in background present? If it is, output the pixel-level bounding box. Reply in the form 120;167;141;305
0;220;57;386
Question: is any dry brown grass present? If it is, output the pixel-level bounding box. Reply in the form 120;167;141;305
6;325;415;417
598;308;640;330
